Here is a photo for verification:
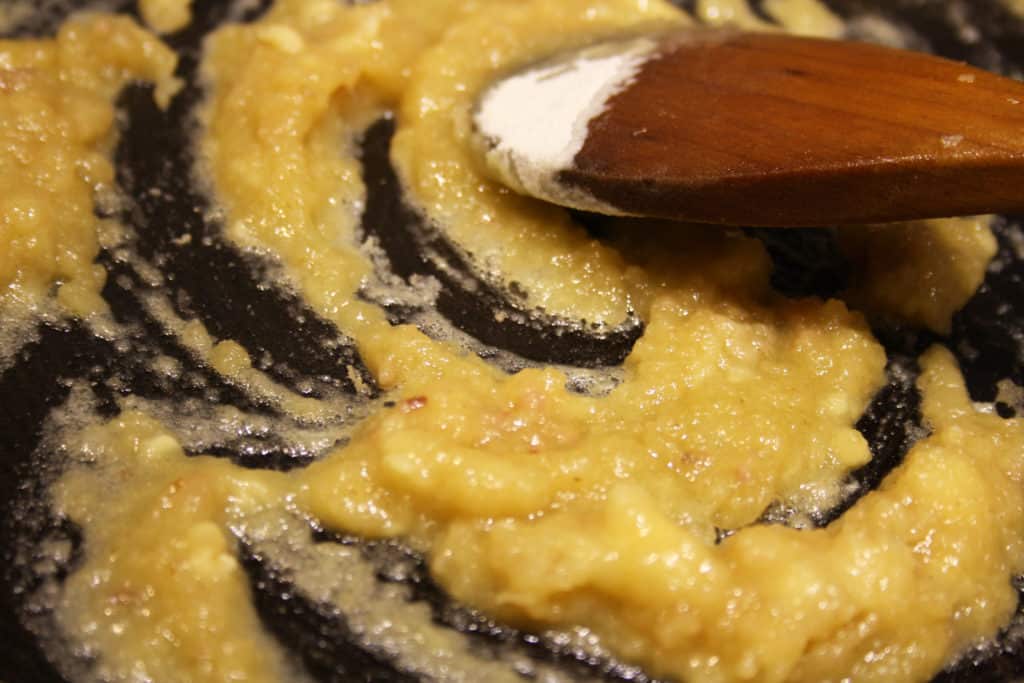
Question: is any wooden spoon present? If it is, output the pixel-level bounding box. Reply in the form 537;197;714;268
472;30;1024;227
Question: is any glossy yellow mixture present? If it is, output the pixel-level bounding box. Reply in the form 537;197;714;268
3;1;1021;682
840;217;997;334
0;13;177;318
138;0;192;34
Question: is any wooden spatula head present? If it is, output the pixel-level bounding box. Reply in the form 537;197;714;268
474;30;1024;227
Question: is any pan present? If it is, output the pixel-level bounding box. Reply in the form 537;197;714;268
2;0;1024;681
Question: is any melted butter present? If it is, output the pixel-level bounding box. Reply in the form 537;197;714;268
3;1;1016;682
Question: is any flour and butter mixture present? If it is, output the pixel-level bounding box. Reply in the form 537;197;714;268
3;1;1024;682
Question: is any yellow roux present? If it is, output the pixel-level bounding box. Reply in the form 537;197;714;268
138;0;192;34
0;14;177;318
0;0;1019;681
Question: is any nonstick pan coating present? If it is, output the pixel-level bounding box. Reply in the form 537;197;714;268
2;1;1024;681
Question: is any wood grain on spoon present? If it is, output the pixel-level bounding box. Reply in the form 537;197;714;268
473;30;1024;227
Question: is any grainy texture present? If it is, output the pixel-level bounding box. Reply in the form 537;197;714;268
1;1;1023;682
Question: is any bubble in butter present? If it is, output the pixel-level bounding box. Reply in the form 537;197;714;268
3;1;1019;683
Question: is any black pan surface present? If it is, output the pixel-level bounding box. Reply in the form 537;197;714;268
2;1;1024;681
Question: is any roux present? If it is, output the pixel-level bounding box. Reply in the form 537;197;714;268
1;1;1019;682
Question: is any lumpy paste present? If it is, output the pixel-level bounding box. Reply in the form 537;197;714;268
2;1;1021;682
0;13;177;317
